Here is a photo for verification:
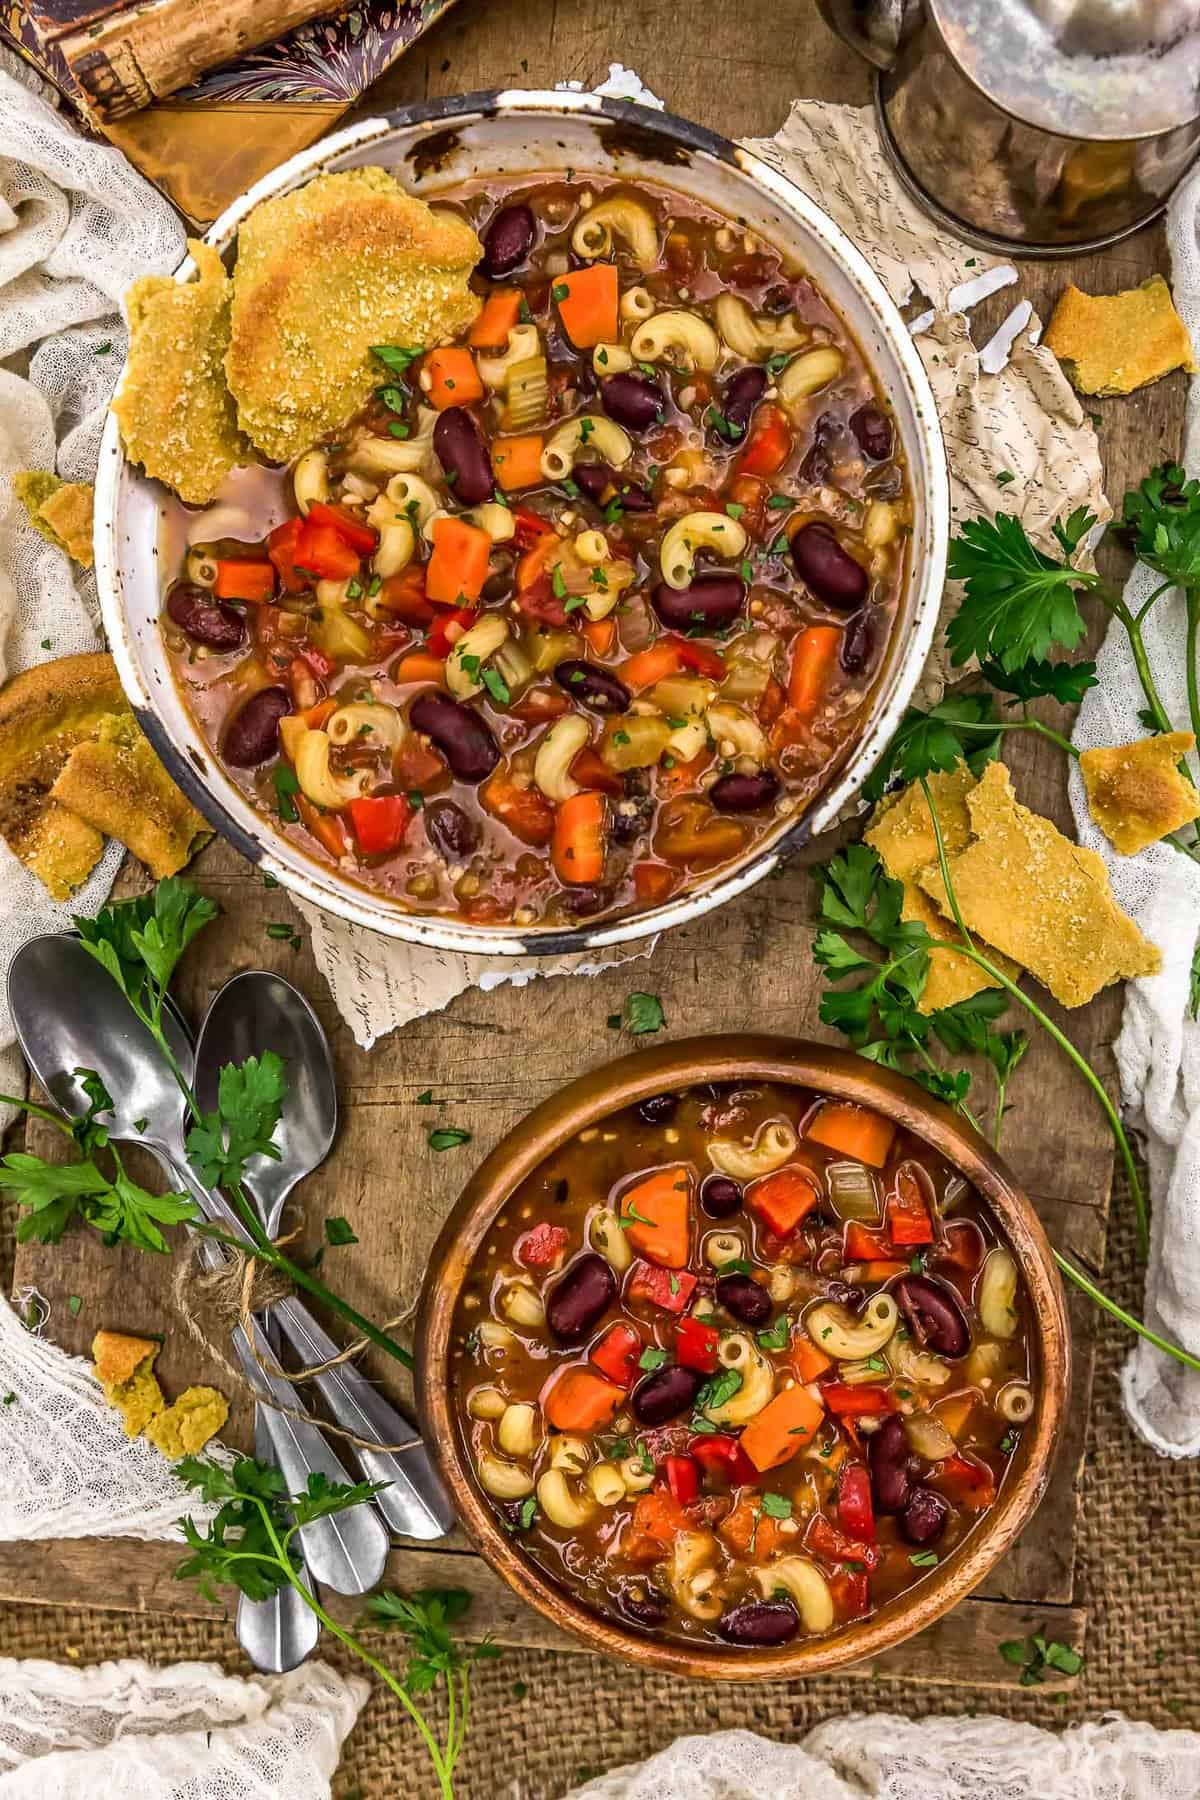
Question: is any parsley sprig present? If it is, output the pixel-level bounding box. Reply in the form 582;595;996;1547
177;1456;495;1795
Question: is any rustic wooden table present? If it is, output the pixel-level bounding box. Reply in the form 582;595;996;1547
1;0;1186;1695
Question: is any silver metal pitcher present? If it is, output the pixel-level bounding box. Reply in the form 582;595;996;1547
819;0;1200;254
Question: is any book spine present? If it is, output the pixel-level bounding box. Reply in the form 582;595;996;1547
59;0;348;120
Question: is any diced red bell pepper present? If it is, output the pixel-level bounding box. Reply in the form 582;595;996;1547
663;1454;700;1506
829;1564;872;1621
746;1165;820;1238
267;517;309;594
936;1453;997;1512
292;518;361;582
213;559;275;604
425;605;478;660
590;1321;642;1386
516;1222;570;1269
304;500;378;556
820;1383;897;1419
676;1315;720;1374
886;1164;935;1246
347;794;413;856
836;1462;876;1544
690;1433;757;1485
669;634;727;680
937;1219;985;1273
844;1222;892;1262
805;1510;881;1572
737;403;792;477
626;1260;697;1315
512;504;555;550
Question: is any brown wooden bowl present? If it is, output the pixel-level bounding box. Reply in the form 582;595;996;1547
415;1034;1070;1679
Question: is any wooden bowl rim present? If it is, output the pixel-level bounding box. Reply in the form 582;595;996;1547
415;1033;1070;1680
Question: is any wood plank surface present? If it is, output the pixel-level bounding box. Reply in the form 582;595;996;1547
7;0;1189;1687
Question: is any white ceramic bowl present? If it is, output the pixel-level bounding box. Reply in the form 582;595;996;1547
94;89;948;956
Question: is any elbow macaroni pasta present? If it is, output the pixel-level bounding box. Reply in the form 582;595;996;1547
978;1247;1019;1339
704;1334;774;1425
658;509;748;590
804;1293;898;1361
630;309;720;372
447;615;511;700
293;729;371;810
776;345;844;410
326;702;405;750
572;195;660;269
707;1119;798;1181
714;293;807;360
754;1558;834;1632
534;713;589;802
541;414;633;481
291;447;329;514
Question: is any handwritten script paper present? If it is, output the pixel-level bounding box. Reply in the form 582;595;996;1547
304;97;1108;1048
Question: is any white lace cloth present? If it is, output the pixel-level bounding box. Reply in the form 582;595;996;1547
566;1718;1200;1800
0;49;184;1134
0;1657;368;1799
1068;159;1200;1457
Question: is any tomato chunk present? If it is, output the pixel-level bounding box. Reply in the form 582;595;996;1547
806;1510;881;1572
836;1462;876;1544
590;1322;642;1386
675;1315;720;1374
691;1433;756;1485
820;1382;897;1419
886;1165;935;1245
515;1222;569;1269
626;1260;697;1314
663;1454;700;1505
347;794;413;856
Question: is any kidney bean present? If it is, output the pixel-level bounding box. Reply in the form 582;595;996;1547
480;202;536;278
545;1252;617;1343
612;479;655;513
553;660;631;714
601;371;664;432
791;523;868;612
433;407;494;505
716;366;768;443
637;1093;679;1125
709;770;780;814
561;884;612;917
424;799;478;861
840;609;877;676
410;692;499;783
717;1601;799;1646
631;1363;703;1426
223;687;291;767
893;1274;971;1359
651;573;746;632
900;1485;951;1546
850;403;894;462
616;1583;669;1629
715;1271;772;1326
166;583;245;651
799;412;838;486
823;1278;866;1313
700;1173;743;1218
574;462;613;502
869;1414;919;1515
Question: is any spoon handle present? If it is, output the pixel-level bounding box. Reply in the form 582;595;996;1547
236;1405;322;1672
270;1297;457;1539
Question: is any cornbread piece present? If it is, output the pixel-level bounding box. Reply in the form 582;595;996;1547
918;761;1161;1007
1043;276;1196;397
1080;732;1200;856
112;239;251;504
13;472;95;567
144;1386;229;1460
0;654;127;898
52;713;211;879
866;767;1018;1013
226;167;481;462
91;1331;165;1439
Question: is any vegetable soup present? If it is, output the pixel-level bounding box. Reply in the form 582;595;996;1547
162;176;910;928
449;1082;1032;1650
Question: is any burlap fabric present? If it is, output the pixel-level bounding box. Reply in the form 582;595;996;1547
2;1171;1196;1799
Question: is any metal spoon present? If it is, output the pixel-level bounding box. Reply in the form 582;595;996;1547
7;934;389;1603
194;971;455;1538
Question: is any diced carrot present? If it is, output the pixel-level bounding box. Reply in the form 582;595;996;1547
633;861;678;906
378;567;435;626
787;624;842;720
844;1223;892;1262
493;433;546;492
805;1102;895;1168
657;750;711;797
620;640;684;690
300;697;338;730
395;651;447;687
886;1165;934;1245
481;769;555;847
213;559;275;604
718;1494;786;1561
737;403;792;476
570;747;624;798
266;517;308;593
468;288;522;347
423;345;484;411
516;532;560;592
581;616;617;658
554;264;619;348
622;1490;691;1565
552;790;606;885
304;501;378;557
425;515;492;605
790;1334;833;1385
618;1165;692;1269
542;1365;623;1432
295;794;348;861
747;1165;820;1237
932;1391;976;1443
740;1385;826;1471
936;1452;997;1511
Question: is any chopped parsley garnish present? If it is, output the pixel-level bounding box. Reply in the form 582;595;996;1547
551;566;568;599
265;922;301;950
324;1215;359;1247
756;1315;791;1350
552;282;570;303
428;1127;471;1151
760;1491;792;1519
909;1550;939;1567
618;1202;656;1230
371;344;423;376
273;765;300;824
638;1347;670;1371
481;667;511;705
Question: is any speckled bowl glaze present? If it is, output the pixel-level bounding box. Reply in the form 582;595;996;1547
94;90;949;956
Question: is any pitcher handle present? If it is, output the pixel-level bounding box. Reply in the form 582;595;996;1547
816;0;917;72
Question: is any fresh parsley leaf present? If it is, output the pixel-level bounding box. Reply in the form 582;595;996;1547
0;1150;194;1253
1123;464;1200;590
694;1368;742;1417
946;513;1096;672
273;765;300;823
429;1127;471;1151
371;344;424;377
185;1053;286;1191
622;993;666;1036
862;692;1002;804
760;1491;792;1519
910;1550;939;1566
75;878;218;1014
324;1216;359;1247
980;656;1098;706
67;1294;83;1317
638;1347;670;1370
756;1315;791;1350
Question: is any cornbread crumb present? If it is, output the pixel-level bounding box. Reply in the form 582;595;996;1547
13;472;95;566
1080;731;1200;856
1043;276;1196;397
91;1331;165;1438
144;1386;229;1460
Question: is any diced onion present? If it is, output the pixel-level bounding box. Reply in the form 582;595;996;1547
827;1160;879;1223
